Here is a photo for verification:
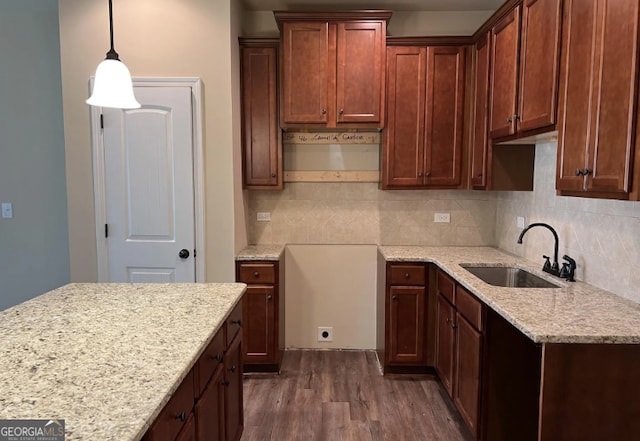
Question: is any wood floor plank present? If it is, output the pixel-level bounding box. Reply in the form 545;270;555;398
241;350;474;441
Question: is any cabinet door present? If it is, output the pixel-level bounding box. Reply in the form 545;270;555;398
517;0;562;133
281;22;328;124
382;46;427;188
224;336;244;441
489;6;520;139
587;0;639;194
196;365;225;441
435;295;455;397
424;46;465;186
556;0;597;191
241;46;281;189
471;33;491;189
454;313;483;439
336;21;384;124
387;286;426;364
243;285;276;364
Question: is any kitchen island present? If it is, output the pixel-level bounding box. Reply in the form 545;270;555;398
0;282;246;441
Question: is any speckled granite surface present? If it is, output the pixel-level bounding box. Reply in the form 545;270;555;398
235;244;285;261
0;283;246;441
379;246;640;344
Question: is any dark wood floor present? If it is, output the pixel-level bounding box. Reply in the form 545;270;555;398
241;350;474;441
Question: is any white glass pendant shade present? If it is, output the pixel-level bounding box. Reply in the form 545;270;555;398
87;59;140;109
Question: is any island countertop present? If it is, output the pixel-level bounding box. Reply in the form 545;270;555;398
0;282;246;441
379;246;640;345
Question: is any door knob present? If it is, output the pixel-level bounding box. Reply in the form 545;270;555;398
178;249;190;259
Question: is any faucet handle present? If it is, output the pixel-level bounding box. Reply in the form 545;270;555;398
542;255;551;270
562;255;577;282
559;262;569;278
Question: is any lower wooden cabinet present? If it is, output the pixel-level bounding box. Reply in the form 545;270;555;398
382;262;430;372
236;260;284;372
435;270;484;439
145;301;244;441
195;365;225;441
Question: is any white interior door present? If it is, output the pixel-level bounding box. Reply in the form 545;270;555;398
102;85;196;282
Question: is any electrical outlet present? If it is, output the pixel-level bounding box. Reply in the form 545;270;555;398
317;327;333;342
434;213;450;223
517;216;525;228
256;212;271;222
1;203;12;219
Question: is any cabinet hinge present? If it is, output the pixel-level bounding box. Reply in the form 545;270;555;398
193;249;197;258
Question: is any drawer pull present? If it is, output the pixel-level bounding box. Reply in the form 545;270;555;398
212;353;223;362
228;365;237;373
231;319;242;326
253;271;259;277
222;380;230;387
176;412;187;423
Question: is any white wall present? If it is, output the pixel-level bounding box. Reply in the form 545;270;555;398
285;245;378;349
242;9;493;37
495;142;640;304
58;0;244;282
0;0;70;310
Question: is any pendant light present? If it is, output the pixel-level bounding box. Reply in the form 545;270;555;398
86;0;140;109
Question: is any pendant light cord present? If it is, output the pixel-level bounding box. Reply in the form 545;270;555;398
105;0;120;60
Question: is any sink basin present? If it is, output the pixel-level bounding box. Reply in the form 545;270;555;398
460;265;561;289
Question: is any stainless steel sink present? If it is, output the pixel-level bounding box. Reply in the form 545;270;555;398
460;265;561;289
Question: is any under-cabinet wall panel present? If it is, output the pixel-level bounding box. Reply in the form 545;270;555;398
285;245;377;349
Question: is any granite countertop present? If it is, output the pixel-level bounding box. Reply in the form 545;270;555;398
235;244;285;261
379;246;640;345
0;282;246;441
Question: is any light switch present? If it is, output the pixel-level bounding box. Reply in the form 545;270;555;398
1;202;13;219
256;212;271;222
434;213;450;223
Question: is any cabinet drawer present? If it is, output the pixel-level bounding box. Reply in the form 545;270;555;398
146;369;194;441
437;270;456;304
196;328;225;398
456;286;483;332
389;264;425;285
226;301;243;347
238;263;276;284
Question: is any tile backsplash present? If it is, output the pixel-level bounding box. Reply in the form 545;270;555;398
247;183;497;246
495;142;640;304
246;141;640;304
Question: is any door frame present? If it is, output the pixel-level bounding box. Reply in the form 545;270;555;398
90;77;205;282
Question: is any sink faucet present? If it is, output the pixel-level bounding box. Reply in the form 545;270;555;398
517;223;575;281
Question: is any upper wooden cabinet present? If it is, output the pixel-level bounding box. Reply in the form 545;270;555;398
489;0;562;139
382;45;466;189
556;0;640;199
240;39;282;189
275;11;391;129
470;32;491;189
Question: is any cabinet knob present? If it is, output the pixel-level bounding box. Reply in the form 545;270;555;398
222;380;230;387
477;172;483;177
267;295;273;300
339;109;344;115
425;172;431;177
451;322;457;329
506;117;512;124
176;412;187;423
212;353;223;362
271;173;276;178
321;108;327;115
404;273;410;279
228;365;237;373
253;271;259;277
392;295;398;300
584;168;592;176
231;319;242;326
418;172;423;177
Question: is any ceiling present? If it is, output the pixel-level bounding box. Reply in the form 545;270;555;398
241;0;504;12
